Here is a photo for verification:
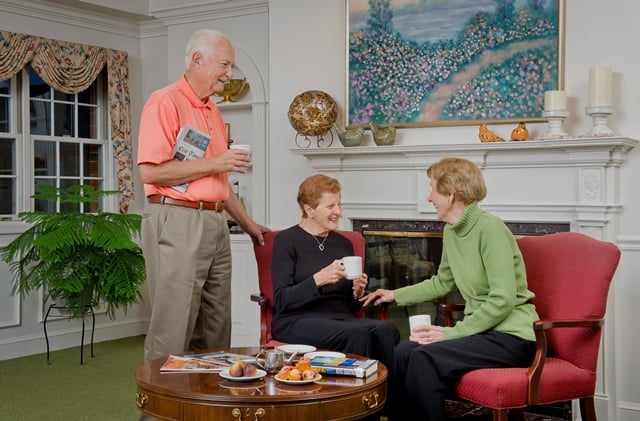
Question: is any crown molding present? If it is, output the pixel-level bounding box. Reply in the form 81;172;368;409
0;0;147;39
149;0;268;26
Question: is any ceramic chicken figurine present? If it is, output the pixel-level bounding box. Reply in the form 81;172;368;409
478;124;504;142
333;123;365;147
510;122;529;141
369;121;396;146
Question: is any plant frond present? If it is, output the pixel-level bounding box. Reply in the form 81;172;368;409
2;184;146;320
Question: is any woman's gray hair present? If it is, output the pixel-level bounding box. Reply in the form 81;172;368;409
184;29;227;69
427;157;487;205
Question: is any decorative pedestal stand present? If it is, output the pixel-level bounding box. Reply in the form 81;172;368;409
537;110;570;140
44;303;95;365
580;106;615;137
294;131;334;148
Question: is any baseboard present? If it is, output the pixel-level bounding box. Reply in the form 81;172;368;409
0;320;149;361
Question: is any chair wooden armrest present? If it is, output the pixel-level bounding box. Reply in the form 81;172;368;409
526;317;604;405
250;293;267;306
439;303;465;327
250;293;270;346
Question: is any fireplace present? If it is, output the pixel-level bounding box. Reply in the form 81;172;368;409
353;219;570;331
294;138;636;420
353;219;573;419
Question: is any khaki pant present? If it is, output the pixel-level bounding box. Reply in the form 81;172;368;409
142;203;232;362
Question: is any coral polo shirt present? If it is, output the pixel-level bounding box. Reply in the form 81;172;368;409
137;76;229;202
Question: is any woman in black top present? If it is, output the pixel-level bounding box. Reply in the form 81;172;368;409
271;174;399;370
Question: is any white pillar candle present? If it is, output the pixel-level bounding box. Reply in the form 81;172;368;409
588;67;612;107
544;90;566;111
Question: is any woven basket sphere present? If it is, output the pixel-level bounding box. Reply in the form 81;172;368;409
288;90;338;136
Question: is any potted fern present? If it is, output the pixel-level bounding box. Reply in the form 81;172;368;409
0;184;146;319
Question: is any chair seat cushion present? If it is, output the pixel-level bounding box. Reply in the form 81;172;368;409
454;358;597;409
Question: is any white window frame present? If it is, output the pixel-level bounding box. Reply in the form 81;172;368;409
0;67;117;221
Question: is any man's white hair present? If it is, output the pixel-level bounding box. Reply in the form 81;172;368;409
184;29;227;70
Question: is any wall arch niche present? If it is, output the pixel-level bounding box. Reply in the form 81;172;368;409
219;46;268;224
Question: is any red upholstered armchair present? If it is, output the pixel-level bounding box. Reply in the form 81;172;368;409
250;230;386;348
440;232;620;421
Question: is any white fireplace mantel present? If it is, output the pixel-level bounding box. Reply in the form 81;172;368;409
292;136;638;240
291;137;638;171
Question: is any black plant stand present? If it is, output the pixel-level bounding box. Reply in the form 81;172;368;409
43;303;95;364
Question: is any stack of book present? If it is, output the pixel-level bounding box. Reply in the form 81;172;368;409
308;355;378;378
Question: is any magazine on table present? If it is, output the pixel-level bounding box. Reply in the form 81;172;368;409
183;351;257;365
170;124;211;193
309;355;379;378
160;351;256;373
160;355;228;373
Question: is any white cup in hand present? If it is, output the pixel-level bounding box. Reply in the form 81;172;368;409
230;144;252;157
342;256;362;280
409;314;431;332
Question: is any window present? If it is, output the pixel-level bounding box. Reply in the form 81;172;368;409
0;78;16;217
0;67;110;217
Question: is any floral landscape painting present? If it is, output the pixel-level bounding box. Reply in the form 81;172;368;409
347;0;563;127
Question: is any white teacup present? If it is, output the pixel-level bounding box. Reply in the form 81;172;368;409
342;256;362;280
409;314;431;332
230;143;252;157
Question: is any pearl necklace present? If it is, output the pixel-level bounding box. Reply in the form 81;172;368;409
310;232;329;251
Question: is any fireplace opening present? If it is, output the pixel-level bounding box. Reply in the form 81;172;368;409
352;219;570;338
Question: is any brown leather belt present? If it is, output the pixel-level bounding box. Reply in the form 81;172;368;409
147;195;225;212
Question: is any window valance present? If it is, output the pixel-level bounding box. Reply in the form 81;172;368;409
0;30;133;213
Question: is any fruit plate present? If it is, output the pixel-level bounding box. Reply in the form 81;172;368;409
219;368;267;382
276;344;317;354
274;373;322;385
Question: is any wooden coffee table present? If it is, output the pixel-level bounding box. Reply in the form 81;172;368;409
135;347;387;421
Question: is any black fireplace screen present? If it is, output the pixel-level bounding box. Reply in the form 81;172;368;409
353;219;570;336
364;230;443;291
360;229;459;331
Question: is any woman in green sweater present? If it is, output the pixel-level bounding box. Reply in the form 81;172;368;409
362;157;539;420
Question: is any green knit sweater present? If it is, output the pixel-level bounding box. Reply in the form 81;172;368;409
394;202;539;341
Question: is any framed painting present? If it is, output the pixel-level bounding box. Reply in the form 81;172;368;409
347;0;565;128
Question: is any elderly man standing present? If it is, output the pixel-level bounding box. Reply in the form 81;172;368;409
137;29;269;362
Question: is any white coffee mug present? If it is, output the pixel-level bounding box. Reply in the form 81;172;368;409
409;314;431;332
230;143;252;157
342;256;362;280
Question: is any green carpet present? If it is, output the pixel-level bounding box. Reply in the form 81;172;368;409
0;335;145;421
0;334;567;421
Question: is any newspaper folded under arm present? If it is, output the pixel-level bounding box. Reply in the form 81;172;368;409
171;124;211;193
